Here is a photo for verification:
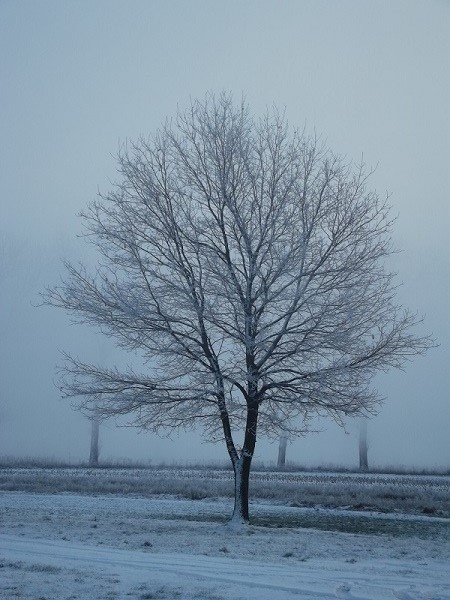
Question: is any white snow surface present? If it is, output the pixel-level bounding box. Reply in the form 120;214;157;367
0;492;449;599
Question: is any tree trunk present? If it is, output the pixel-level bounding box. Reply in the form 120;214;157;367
277;435;288;469
231;453;254;524
89;416;100;466
231;402;258;525
359;419;368;471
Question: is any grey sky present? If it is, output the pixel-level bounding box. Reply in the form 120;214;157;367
1;0;449;468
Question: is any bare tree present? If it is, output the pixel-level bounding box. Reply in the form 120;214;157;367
45;93;430;524
89;409;101;467
277;435;288;470
359;418;369;471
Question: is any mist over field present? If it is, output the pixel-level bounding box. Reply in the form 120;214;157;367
1;4;449;600
1;0;449;471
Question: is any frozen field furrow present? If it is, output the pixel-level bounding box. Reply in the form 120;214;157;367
1;467;448;518
3;466;450;488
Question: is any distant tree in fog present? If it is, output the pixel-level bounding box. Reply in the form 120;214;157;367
359;418;369;471
277;435;288;470
89;408;101;467
45;93;431;524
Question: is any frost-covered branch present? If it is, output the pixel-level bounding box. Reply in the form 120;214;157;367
44;92;432;523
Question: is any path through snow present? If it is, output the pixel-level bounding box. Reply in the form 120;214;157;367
1;492;449;599
1;534;449;599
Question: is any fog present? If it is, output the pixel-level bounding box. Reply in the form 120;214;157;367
1;0;449;469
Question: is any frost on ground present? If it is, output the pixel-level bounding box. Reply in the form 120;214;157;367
2;535;449;600
2;468;449;517
0;551;222;600
0;492;449;599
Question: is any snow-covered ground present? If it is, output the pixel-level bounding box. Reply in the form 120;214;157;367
2;467;449;517
1;492;449;599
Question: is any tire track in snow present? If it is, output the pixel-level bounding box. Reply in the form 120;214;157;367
1;535;449;599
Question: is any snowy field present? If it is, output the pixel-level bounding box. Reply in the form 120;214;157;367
0;470;449;599
2;467;449;517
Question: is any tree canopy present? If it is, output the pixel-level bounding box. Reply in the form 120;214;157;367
47;93;430;522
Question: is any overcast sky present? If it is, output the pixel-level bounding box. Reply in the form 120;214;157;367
1;0;449;469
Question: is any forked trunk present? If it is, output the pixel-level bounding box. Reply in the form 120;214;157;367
230;402;258;525
231;455;252;524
